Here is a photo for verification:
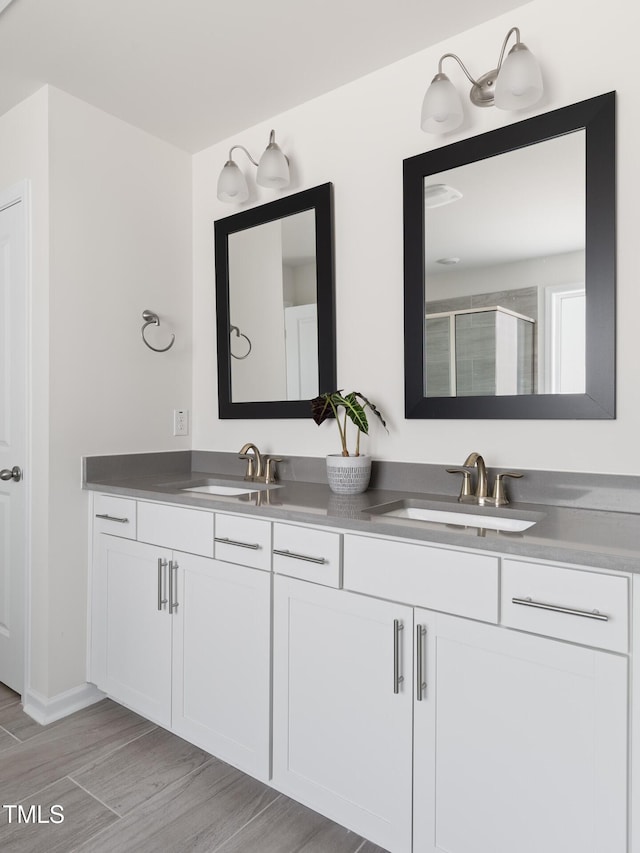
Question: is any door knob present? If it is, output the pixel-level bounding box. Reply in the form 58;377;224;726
0;466;22;482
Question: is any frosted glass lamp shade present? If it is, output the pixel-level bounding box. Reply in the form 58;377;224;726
257;143;290;189
421;73;464;134
494;43;543;110
217;161;249;203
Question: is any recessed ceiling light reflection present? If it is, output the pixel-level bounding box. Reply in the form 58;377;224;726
424;184;463;208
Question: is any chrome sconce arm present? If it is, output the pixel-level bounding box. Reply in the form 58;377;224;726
421;26;543;134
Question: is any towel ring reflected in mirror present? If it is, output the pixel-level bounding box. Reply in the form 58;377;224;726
141;309;176;353
230;325;252;360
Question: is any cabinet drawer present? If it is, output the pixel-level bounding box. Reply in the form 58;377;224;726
343;534;498;622
137;501;214;557
214;513;271;571
93;494;137;539
501;560;629;652
273;523;341;587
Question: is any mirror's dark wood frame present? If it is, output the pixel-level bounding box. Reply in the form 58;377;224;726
215;183;335;419
403;92;616;419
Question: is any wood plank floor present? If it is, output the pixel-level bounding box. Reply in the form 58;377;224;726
0;683;389;853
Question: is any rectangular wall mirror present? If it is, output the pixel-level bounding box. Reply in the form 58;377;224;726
403;92;615;419
215;183;335;418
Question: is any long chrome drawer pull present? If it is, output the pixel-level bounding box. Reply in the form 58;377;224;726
157;558;168;611
214;536;260;551
512;596;609;622
169;561;179;613
393;619;404;695
416;625;427;702
273;548;327;565
95;513;129;523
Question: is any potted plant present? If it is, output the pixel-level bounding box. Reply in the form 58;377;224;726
311;391;387;494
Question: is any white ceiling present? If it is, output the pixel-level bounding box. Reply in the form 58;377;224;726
0;0;525;153
426;131;586;274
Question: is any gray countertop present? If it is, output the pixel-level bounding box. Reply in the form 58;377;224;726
84;465;640;574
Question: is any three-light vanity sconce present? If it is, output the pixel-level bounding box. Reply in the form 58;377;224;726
421;26;543;133
216;26;543;204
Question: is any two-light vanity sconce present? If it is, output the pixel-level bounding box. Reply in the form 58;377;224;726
421;26;543;133
217;129;290;203
216;26;543;203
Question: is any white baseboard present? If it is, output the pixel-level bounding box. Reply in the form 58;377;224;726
22;682;106;725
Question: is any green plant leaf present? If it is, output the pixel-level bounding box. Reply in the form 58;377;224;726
310;393;334;425
354;392;388;432
342;392;369;434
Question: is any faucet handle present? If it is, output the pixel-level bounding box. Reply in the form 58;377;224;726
446;467;474;502
492;471;523;506
264;456;283;484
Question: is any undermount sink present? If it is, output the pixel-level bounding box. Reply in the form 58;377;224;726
183;484;262;496
158;478;281;497
369;500;543;532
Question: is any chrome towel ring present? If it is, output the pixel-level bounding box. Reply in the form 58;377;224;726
230;324;252;359
141;310;175;353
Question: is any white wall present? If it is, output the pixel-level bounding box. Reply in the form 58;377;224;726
193;0;639;475
428;251;584;301
0;88;193;699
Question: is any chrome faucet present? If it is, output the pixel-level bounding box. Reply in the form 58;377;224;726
463;452;488;502
448;452;523;506
238;443;263;481
238;443;283;484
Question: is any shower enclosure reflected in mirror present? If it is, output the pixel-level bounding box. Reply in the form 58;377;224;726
215;184;335;418
403;92;615;419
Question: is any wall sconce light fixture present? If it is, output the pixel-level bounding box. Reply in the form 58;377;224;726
217;129;290;203
421;26;543;134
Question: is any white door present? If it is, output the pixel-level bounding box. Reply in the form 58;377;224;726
0;186;27;695
93;535;173;727
413;610;628;853
273;577;414;853
172;553;271;781
284;303;318;399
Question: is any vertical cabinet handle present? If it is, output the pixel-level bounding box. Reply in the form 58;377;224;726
168;560;179;613
416;625;427;701
393;619;404;694
157;559;168;611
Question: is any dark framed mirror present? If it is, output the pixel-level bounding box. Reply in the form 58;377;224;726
215;183;335;418
403;92;615;419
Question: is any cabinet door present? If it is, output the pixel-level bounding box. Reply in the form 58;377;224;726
92;535;172;727
171;553;271;781
413;610;628;853
273;576;413;853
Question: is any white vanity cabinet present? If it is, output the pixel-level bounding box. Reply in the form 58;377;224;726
272;575;414;853
90;498;271;781
340;533;630;853
92;534;173;727
413;609;628;853
89;491;634;853
171;551;271;779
